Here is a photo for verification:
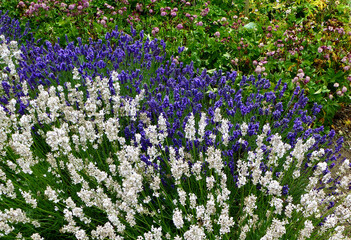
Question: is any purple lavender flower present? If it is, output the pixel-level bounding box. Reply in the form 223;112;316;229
0;11;32;44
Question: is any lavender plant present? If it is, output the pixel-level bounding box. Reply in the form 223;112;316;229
0;10;32;44
0;31;350;239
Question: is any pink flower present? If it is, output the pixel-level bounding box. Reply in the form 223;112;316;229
196;21;203;26
342;86;347;93
255;66;262;74
344;66;350;71
253;60;258;66
336;90;342;96
334;83;339;88
214;31;220;37
297;72;304;79
176;24;183;30
161;11;167;16
231;59;238;66
329;94;333;99
266;51;275;56
201;8;209;16
68;4;75;10
136;3;143;12
171;11;177;17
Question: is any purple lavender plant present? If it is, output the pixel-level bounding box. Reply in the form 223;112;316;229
0;11;32;44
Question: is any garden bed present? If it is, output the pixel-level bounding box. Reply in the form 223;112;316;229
0;1;351;239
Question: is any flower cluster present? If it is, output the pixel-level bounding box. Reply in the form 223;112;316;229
292;68;311;85
0;25;166;114
0;11;32;44
0;35;22;83
18;0;91;18
0;19;350;239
